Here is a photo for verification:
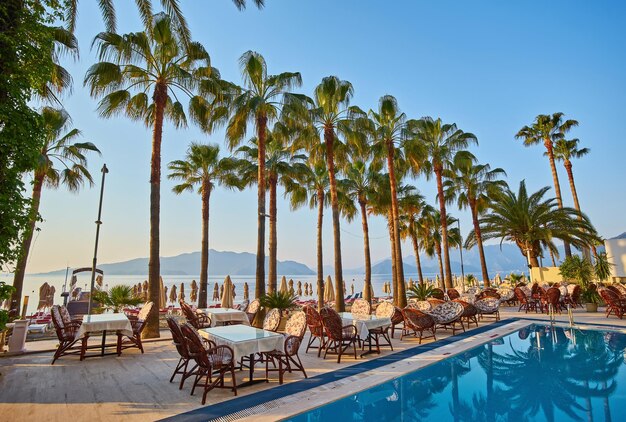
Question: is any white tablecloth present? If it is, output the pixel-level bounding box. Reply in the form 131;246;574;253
339;312;391;341
199;325;284;361
76;313;133;340
198;308;250;327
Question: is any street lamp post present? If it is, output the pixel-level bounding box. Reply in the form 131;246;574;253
88;164;108;315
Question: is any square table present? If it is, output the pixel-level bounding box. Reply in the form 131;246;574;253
198;307;250;327
199;325;284;387
339;312;392;357
76;313;133;359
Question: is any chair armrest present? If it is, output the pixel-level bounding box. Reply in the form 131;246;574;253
208;345;235;365
341;324;357;338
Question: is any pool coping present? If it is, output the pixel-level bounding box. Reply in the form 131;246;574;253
163;318;527;422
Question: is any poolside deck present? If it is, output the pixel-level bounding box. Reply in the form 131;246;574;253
1;307;625;421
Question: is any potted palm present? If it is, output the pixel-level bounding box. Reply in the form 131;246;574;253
559;256;598;312
92;285;143;313
259;291;298;330
0;282;15;352
407;282;435;301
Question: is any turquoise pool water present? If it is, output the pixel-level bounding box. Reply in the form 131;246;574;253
286;324;626;422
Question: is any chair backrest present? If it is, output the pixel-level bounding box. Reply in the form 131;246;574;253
409;300;432;312
474;297;500;312
570;285;581;302
263;308;282;331
180;301;194;320
375;301;395;319
497;288;513;301
427;298;445;307
429;301;463;323
319;307;343;339
615;284;626;297
50;305;68;340
453;299;477;317
137;302;154;321
247;299;260;315
545;287;561;306
351;299;371;316
447;288;460;300
303;305;323;335
180;323;211;368
239;299;250;313
599;288;619;305
58;306;73;325
531;283;540;296
284;311;307;338
166;316;190;359
431;288;445;300
401;307;435;329
514;287;528;303
606;285;621;297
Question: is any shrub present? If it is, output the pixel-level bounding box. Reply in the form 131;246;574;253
407;283;435;301
259;291;298;314
92;285;143;313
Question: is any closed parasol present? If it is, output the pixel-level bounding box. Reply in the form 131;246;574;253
37;282;50;310
96;274;104;288
220;284;224;300
47;285;55;307
279;276;288;294
190;280;198;303
343;280;346;295
232;283;236;299
221;276;234;309
243;282;249;301
213;282;219;301
142;280;149;300
288;279;295;295
494;273;502;285
163;286;168;306
369;283;375;300
324;276;335;302
159;276;166;309
169;284;177;304
351;283;354;295
178;283;185;302
132;284;138;297
297;280;302;296
70;275;77;292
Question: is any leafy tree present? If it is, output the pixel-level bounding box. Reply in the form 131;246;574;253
470;181;601;267
92;285;143;313
0;282;16;330
407;282;435;301
516;113;579;257
168;143;241;308
407;117;477;289
85;13;220;337
259;291;298;316
559;255;594;286
594;252;613;282
11;107;99;313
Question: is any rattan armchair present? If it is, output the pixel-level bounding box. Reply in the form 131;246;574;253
180;301;211;329
320;307;358;363
401;308;436;343
264;311;308;384
50;305;83;364
303;305;325;356
599;288;626;319
166;316;197;389
117;301;153;354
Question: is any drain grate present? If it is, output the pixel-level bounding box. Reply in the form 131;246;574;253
208;399;283;422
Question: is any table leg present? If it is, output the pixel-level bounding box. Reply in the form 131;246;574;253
101;330;107;356
237;353;267;388
360;333;380;357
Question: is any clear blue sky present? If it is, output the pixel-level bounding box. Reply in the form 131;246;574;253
25;0;626;273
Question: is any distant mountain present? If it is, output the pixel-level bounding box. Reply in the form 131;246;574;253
610;232;626;240
34;249;315;276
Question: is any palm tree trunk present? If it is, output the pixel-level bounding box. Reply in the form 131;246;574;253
387;212;398;305
268;174;277;294
316;189;324;311
198;181;210;308
324;126;344;312
359;200;372;304
254;114;267;325
436;241;445;290
545;138;571;257
10;172;44;315
410;232;424;284
565;160;591;258
387;141;406;307
435;167;453;289
145;84;167;339
470;199;490;286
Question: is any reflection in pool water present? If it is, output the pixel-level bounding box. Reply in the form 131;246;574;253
287;325;626;422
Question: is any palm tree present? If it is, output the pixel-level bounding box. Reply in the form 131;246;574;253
284;76;357;312
421;210;461;290
553;138;589;221
515;113;579;258
284;159;330;311
85;13;219;337
168;143;241;308
399;192;429;285
223;51;301;313
443;157;507;286
471;181;600;267
10;107;99;313
37;26;79;105
234;126;308;293
408;117;477;289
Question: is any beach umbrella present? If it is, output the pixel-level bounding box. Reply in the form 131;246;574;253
70;275;77;291
304;283;309;296
47;285;56;307
169;284;177;304
232;283;236;299
159;277;166;309
221;276;234;309
369;283;375;300
178;283;185;302
220;284;224;300
38;282;50;310
351;283;355;295
190;280;198;303
495;273;502;285
279;276;288;294
142;280;149;300
163;286;168;306
243;282;249;300
297;283;302;296
137;282;142;297
132;284;138;297
288;279;295;295
324;276;335;302
96;274;104;288
213;282;220;301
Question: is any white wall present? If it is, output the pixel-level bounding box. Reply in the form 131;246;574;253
605;239;626;280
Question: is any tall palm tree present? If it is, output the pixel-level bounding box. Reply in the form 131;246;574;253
37;26;79;105
421;210;461;289
85;13;218;337
408;117;477;289
471;181;600;267
223;53;301;310
284;76;356;312
515;112;579;258
443;157;507;286
552;138;589;218
284;159;330;311
398;192;429;285
168;143;241;308
10;107;99;313
234;127;308;293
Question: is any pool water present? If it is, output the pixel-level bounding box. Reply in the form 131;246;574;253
286;324;626;422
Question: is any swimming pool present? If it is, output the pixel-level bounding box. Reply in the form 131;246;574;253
285;324;626;422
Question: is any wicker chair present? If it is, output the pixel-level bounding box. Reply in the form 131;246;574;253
303;305;325;356
428;301;464;334
166;316;197;389
365;302;395;351
454;299;479;327
476;289;501;300
351;298;371;316
263;308;282;332
180;323;237;404
542;287;561;314
180;301;211;329
319;307;358;363
117;301;154;353
401;308;436;343
614;284;626;297
599;288;626;319
606;285;624;299
264;311;308;384
237;299;250;312
50;305;83;364
565;284;582;308
376;301;404;339
409;300;432;312
474;297;500;321
431;288;445;300
427;298;445;307
514;287;538;313
246;299;261;324
446;288;460;300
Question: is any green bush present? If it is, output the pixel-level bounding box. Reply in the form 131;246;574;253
92;285;143;313
407;283;435;301
259;291;298;314
559;256;594;286
594;252;613;282
0;282;16;331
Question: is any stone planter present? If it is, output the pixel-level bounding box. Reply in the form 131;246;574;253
585;303;598;313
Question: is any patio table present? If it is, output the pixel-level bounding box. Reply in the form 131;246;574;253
199;324;284;387
339;312;391;357
76;313;132;359
198;307;250;327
